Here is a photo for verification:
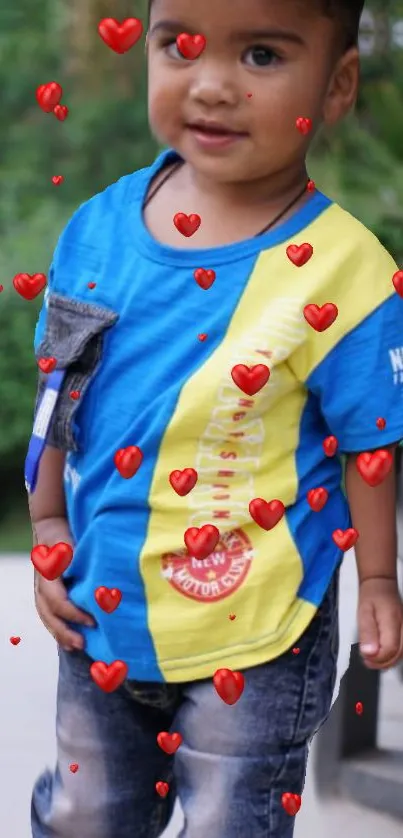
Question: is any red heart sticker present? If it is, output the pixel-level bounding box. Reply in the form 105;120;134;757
31;542;74;580
38;357;57;374
94;586;122;613
307;180;316;192
194;268;216;290
296;116;312;135
184;524;220;560
0;285;3;292
231;364;270;396
36;82;62;113
198;333;208;341
229;613;236;621
169;468;198;496
157;732;183;755
332;528;359;550
53;104;69;121
90;660;128;692
69;390;81;400
176;33;206;60
307;487;328;512
355;701;364;716
282;792;302;816
323;435;338;456
292;647;300;655
173;213;201;237
69;763;79;773
98;18;144;54
249;498;285;530
286;243;313;267
88;282;96;289
304;303;338;332
10;636;21;646
356;450;393;487
213;668;245;705
392;270;403;298
114;446;143;479
13;272;47;300
52;175;64;186
155;781;170;798
376;417;386;430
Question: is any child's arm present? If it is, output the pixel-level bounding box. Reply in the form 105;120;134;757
28;446;71;545
345;445;398;583
28;446;96;650
345;445;403;669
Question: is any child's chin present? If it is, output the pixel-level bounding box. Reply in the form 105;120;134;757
184;139;249;169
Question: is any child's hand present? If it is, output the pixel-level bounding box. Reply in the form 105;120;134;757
34;572;96;652
358;577;403;670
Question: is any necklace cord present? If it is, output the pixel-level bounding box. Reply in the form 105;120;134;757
143;159;311;237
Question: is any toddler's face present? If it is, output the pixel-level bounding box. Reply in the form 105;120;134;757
147;0;356;185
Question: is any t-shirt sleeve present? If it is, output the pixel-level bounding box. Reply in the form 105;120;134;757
34;167;143;355
306;292;403;452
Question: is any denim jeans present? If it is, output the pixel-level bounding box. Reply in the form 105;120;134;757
31;571;339;838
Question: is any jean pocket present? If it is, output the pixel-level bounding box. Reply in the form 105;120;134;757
34;293;119;451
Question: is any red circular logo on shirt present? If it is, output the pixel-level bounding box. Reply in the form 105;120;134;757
161;529;253;602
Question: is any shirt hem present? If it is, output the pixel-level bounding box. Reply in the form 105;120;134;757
156;600;317;682
79;599;318;683
337;426;403;453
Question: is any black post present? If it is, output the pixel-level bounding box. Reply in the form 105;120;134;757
339;643;380;757
313;643;380;794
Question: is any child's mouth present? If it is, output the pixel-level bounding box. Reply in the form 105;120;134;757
186;122;248;149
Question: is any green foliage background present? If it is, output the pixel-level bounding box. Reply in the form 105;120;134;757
0;0;402;542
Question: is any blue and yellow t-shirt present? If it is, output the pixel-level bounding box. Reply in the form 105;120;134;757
33;148;403;682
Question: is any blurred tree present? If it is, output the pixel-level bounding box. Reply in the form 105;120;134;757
309;0;403;263
0;0;156;506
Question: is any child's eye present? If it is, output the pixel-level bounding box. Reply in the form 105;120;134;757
242;45;281;67
162;38;188;60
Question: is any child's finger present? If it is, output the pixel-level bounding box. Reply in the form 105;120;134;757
56;598;96;627
37;576;96;627
358;600;379;657
363;647;401;670
376;609;402;664
39;607;85;650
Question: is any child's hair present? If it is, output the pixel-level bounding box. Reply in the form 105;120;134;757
146;0;365;51
321;0;365;49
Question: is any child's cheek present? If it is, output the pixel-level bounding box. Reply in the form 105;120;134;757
148;87;179;147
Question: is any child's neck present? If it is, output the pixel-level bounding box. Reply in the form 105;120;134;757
182;158;309;213
143;154;312;250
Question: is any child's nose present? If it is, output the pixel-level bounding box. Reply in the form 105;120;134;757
188;69;238;108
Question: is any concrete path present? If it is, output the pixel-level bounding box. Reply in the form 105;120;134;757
1;551;403;838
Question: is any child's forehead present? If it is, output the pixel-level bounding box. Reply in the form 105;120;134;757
150;0;320;27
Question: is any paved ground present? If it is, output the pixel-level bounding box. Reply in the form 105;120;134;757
1;550;403;838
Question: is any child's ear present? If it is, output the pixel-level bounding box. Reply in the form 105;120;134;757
323;47;360;126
